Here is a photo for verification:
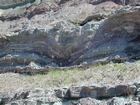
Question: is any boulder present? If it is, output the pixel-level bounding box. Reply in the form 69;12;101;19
56;84;136;99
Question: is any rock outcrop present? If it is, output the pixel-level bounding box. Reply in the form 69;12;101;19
0;0;140;72
0;83;140;105
1;1;140;105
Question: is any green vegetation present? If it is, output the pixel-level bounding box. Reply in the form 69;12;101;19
0;60;140;93
74;23;81;27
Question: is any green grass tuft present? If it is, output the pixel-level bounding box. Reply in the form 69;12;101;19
0;61;140;93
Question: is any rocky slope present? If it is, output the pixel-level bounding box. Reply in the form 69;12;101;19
0;0;140;73
0;0;140;105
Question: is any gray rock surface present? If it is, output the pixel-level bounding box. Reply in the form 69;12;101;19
56;84;136;99
76;97;100;105
0;0;35;9
0;83;139;105
0;0;140;72
1;1;140;105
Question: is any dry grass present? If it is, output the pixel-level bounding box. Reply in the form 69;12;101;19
0;60;140;93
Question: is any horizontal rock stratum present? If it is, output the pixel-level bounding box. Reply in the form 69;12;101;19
0;83;140;105
0;0;140;72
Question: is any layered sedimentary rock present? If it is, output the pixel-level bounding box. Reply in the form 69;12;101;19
0;83;140;105
0;0;140;71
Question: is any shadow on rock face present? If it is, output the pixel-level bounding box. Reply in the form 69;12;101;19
1;12;140;70
0;1;140;72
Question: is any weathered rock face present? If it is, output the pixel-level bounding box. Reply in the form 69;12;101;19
0;83;140;105
0;0;140;71
0;0;35;9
